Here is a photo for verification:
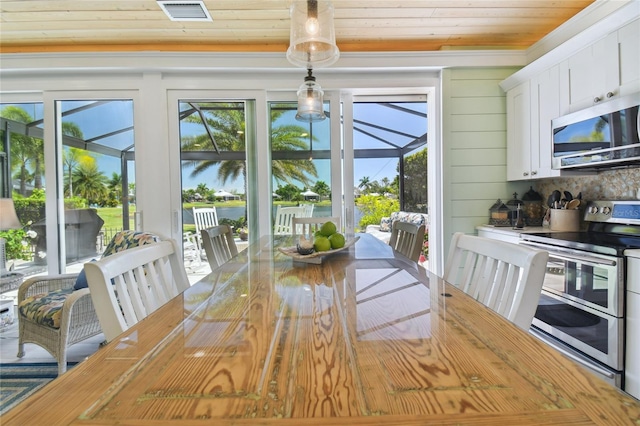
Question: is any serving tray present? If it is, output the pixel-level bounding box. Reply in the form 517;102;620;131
278;236;360;264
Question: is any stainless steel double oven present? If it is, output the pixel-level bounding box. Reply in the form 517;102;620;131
520;200;640;388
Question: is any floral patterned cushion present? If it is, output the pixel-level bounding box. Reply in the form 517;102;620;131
21;231;162;329
73;231;161;290
19;288;74;329
102;231;162;257
390;211;427;227
379;217;392;232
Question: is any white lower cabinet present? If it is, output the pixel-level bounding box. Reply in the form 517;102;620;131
626;255;640;400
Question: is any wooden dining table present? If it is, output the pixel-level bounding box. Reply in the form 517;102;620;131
4;233;639;425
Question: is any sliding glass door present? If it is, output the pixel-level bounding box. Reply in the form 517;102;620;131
269;101;334;223
350;96;428;246
1;96;136;276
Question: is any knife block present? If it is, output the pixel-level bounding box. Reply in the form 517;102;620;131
550;209;580;231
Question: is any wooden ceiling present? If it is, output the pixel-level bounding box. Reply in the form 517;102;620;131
0;0;595;54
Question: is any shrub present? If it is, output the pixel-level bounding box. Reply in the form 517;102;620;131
357;195;399;230
0;229;27;260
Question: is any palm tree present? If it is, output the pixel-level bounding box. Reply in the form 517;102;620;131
72;161;108;205
107;172;123;203
62;148;83;197
181;103;318;219
312;180;330;198
61;122;85;197
358;176;371;192
0;106;40;196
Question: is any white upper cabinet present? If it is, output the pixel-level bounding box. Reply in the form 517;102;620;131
531;66;562;179
506;81;535;181
507;66;571;181
618;19;640;97
559;19;640;115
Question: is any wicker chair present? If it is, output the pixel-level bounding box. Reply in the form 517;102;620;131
16;230;162;375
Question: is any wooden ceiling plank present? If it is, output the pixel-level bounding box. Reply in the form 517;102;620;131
0;0;598;53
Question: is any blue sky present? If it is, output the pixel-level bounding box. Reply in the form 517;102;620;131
3;100;427;194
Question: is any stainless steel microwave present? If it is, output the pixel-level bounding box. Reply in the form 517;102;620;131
552;93;640;170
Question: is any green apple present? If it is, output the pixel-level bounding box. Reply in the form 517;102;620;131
320;221;337;237
328;233;345;249
314;236;331;252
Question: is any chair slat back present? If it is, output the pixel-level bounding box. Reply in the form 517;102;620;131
300;203;315;217
388;221;425;262
85;239;190;342
193;207;218;236
273;206;305;235
443;232;549;330
201;225;238;270
292;217;340;238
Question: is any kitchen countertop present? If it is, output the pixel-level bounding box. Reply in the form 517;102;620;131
476;225;564;236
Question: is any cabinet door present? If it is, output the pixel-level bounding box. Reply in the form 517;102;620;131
531;67;560;179
626;258;640;400
506;82;531;181
618;19;640;97
560;33;618;114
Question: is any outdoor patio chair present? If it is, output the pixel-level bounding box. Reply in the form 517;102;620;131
16;230;162;375
192;206;219;253
183;231;201;271
84;237;190;343
300;203;315;217
443;232;549;330
273;206;305;235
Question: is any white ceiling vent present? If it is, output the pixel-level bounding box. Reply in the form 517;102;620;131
157;1;212;22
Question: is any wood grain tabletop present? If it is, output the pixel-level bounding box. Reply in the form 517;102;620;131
3;233;639;425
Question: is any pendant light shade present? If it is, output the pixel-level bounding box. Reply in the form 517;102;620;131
295;69;326;122
287;0;339;69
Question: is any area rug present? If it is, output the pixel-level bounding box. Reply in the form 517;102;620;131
0;363;75;415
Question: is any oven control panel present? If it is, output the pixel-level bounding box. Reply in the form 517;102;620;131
584;200;640;225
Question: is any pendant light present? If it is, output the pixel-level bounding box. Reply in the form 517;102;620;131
287;0;339;69
295;69;326;122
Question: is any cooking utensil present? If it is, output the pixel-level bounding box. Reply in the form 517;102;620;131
564;191;573;201
551;190;561;208
566;199;580;210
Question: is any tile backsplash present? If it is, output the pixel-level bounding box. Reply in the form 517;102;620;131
535;168;640;202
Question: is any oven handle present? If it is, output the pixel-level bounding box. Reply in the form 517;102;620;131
529;328;617;380
519;241;617;267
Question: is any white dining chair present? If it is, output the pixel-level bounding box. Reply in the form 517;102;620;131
84;238;190;342
200;225;238;270
443;232;549;330
273;206;305;235
388;221;425;262
292;216;340;238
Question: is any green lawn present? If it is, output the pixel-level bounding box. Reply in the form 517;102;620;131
95;200;332;231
